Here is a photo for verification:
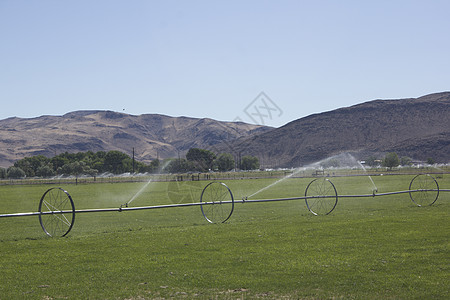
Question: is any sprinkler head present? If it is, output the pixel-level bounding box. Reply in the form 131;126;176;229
119;203;128;212
372;188;378;197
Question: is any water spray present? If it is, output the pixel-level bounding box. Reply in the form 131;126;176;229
246;167;305;199
122;160;172;208
122;178;153;207
357;160;378;194
0;174;446;238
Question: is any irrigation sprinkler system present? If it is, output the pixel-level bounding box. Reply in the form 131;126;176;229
0;174;448;237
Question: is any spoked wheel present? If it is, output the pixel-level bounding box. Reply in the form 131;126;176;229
38;187;75;237
409;174;439;207
200;182;234;223
305;178;338;215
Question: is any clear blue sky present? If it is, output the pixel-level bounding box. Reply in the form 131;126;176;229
1;0;449;127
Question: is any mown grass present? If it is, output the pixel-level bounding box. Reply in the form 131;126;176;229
0;173;449;299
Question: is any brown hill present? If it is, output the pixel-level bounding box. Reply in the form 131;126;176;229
0;111;272;168
218;92;450;167
2;92;448;169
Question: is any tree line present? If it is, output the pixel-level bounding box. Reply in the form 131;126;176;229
0;148;260;179
364;152;435;169
165;148;259;173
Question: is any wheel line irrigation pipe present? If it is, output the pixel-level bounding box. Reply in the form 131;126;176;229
0;173;448;237
1;189;448;219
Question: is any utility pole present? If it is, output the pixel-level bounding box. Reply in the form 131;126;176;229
132;147;135;174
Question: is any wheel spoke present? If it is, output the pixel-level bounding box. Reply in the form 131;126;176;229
39;188;75;237
409;174;439;207
305;178;338;215
200;182;234;223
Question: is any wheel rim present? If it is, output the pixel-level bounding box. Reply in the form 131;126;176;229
409;174;439;207
305;178;338;215
38;188;75;237
200;182;234;223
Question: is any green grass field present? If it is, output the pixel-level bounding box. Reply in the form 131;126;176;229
0;173;449;299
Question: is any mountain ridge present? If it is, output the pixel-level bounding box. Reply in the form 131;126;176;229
0;111;272;168
217;92;450;167
1;92;449;169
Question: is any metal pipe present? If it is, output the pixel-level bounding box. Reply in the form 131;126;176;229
1;189;448;219
0;201;220;218
0;211;42;218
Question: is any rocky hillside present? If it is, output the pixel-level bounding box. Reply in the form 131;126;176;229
2;92;448;169
217;92;450;167
0;111;272;168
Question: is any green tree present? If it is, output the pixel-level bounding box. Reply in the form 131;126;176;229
365;156;379;167
51;155;69;170
103;151;132;174
427;157;435;165
11;150;156;177
36;165;56;177
13;155;55;177
7;167;26;179
58;161;97;176
13;158;33;176
215;153;235;171
166;158;195;173
400;156;412;166
60;162;80;175
241;155;260;170
383;152;399;170
186;148;216;172
0;167;7;179
149;159;161;173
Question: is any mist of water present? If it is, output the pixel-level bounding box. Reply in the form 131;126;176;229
123;159;172;207
123;178;153;207
322;152;379;193
246;152;382;199
357;160;378;193
246;167;306;199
